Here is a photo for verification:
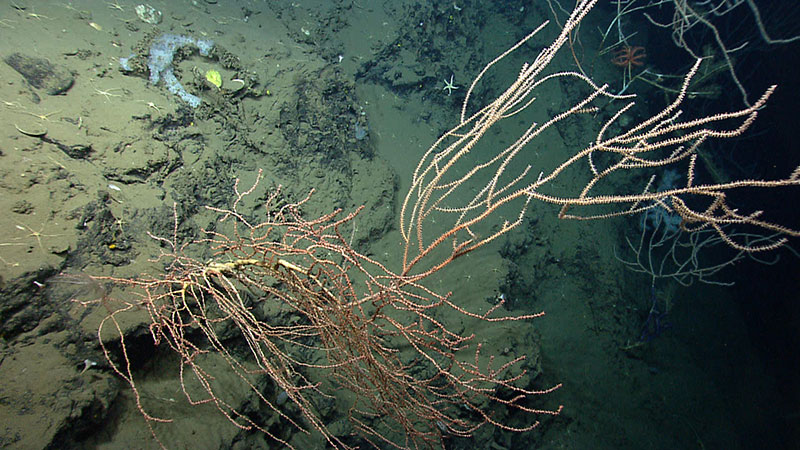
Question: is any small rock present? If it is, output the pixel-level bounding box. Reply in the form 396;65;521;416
135;4;162;24
11;200;34;215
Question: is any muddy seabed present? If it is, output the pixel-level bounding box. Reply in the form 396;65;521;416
0;1;790;449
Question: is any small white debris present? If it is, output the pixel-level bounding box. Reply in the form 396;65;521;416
79;358;98;374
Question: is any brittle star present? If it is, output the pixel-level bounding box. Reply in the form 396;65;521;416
23;109;61;122
14;221;63;254
94;86;123;103
139;100;161;113
442;74;458;96
106;0;125;12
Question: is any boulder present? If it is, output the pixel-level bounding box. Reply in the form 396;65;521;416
4;53;75;95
